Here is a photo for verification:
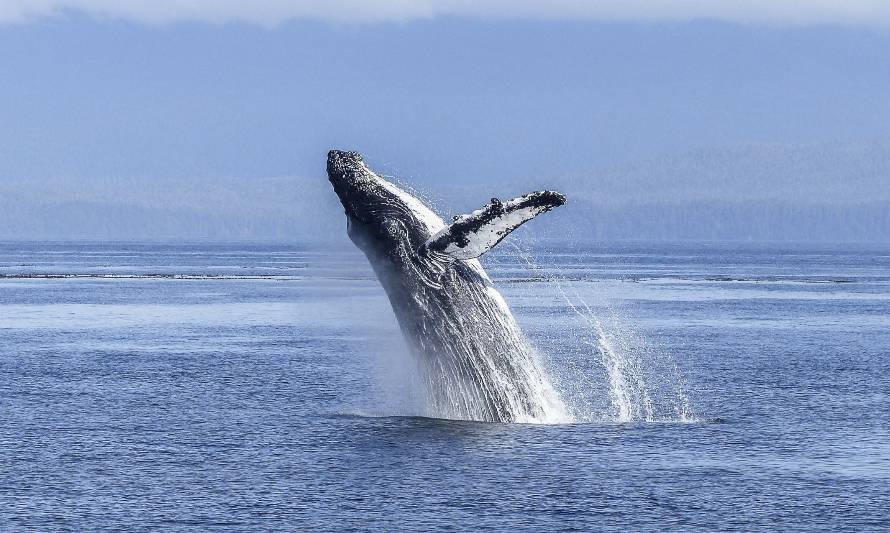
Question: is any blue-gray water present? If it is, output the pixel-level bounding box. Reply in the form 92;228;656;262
1;242;888;530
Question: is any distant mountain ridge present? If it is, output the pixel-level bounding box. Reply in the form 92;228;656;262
1;142;889;243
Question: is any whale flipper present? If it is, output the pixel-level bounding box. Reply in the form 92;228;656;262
423;191;566;260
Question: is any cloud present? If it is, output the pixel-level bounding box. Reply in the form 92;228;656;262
2;0;890;27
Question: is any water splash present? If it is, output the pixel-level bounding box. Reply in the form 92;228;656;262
365;250;571;424
407;276;573;424
367;239;696;424
505;241;697;423
561;295;696;423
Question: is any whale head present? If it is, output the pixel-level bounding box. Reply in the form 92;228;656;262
327;150;444;259
328;149;567;266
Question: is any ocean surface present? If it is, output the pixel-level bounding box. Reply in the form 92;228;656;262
1;241;888;531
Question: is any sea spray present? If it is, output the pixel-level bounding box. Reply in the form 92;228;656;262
503;241;697;423
406;280;572;423
361;248;572;424
366;240;696;424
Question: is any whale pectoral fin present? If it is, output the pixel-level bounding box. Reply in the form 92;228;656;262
422;190;566;260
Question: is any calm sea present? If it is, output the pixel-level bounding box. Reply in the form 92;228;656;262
1;241;888;531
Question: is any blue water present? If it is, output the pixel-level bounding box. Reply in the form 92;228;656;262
1;242;889;530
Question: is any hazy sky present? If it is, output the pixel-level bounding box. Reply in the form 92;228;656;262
1;2;889;188
5;1;890;26
2;0;890;255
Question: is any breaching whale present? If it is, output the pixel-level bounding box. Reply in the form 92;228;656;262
327;150;568;422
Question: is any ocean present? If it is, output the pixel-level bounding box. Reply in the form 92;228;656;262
1;241;888;530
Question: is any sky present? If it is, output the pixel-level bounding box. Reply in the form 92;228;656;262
2;2;890;241
5;1;890;26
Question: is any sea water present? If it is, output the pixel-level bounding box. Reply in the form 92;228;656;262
1;241;888;530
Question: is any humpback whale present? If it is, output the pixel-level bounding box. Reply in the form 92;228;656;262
327;150;568;422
